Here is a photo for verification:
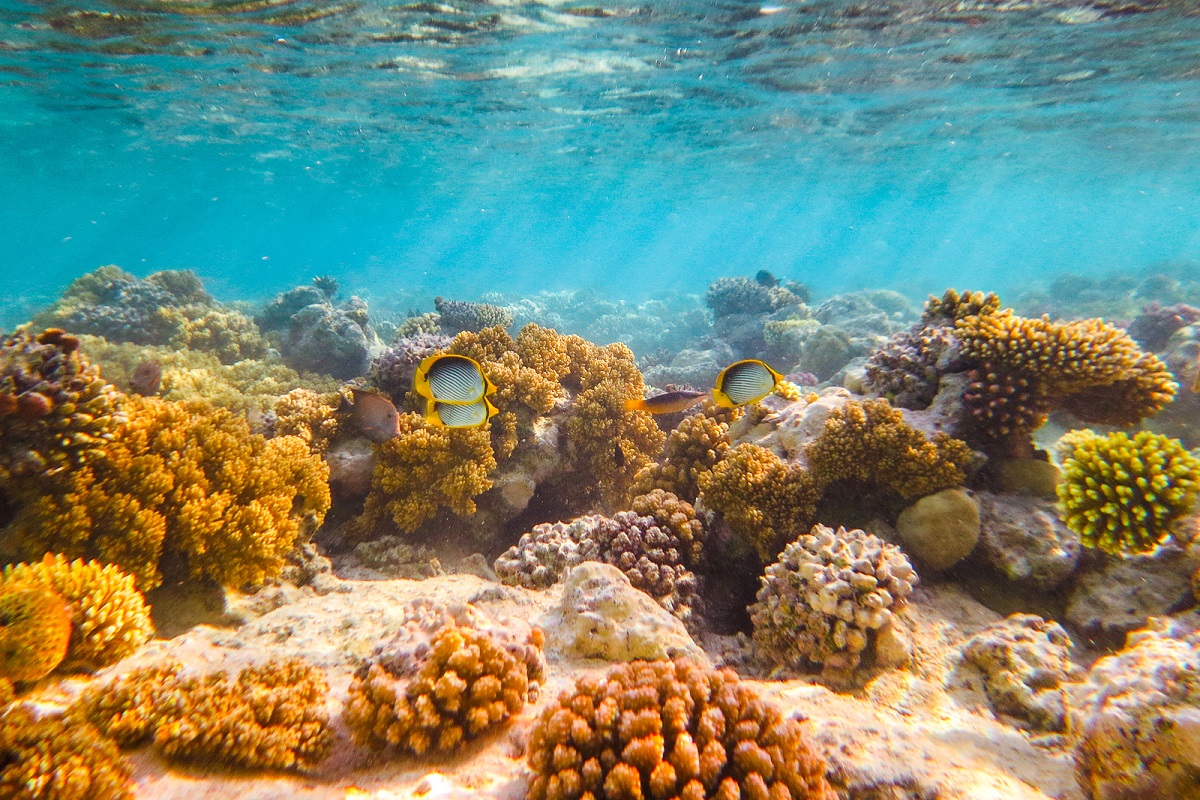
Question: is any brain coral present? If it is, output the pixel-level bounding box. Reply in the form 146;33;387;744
1;555;152;672
0;328;125;486
1056;429;1200;555
699;443;819;563
8;395;331;591
74;658;331;771
526;658;835;800
751;524;917;676
344;621;543;755
633;410;731;503
0;584;71;683
804;398;973;500
0;705;133;800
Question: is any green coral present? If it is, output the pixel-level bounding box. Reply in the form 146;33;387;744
1057;429;1200;555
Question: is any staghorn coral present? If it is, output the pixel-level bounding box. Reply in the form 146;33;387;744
0;328;125;486
1056;429;1200;555
698;443;819;563
273;387;343;455
0;585;71;683
355;412;496;535
168;307;269;364
8;395;331;591
751;524;917;675
1;555;151;673
633;410;731;503
435;296;514;333
0;705;133;800
343;620;542;755
630;489;705;568
959;362;1049;453
805;398;973;500
526;658;835;800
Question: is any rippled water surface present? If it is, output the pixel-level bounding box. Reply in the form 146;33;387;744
3;0;1199;313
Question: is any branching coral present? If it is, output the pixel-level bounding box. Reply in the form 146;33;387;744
1;555;151;672
75;658;332;771
435;296;514;333
0;705;134;800
567;379;665;510
273;388;343;455
751;524;917;675
526;658;836;800
921;288;1001;325
355;412;495;535
0;585;71;682
633;410;731;503
343;621;542;755
805;398;973;500
168;308;269;364
8;395;331;591
959;362;1050;452
1056;429;1200;555
698;444;819;563
0;328;125;486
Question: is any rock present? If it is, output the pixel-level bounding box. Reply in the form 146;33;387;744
282;302;380;380
993;459;1060;500
957;614;1081;732
458;553;497;582
976;492;1081;590
325;436;375;499
538;562;706;664
1065;545;1197;647
896;488;981;572
1067;616;1200;800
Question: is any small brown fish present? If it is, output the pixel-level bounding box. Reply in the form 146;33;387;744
614;441;625;468
130;360;163;396
349;389;402;443
624;390;707;415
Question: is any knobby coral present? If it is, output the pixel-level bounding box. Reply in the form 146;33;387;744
526;658;836;800
0;585;71;683
1056;429;1200;555
8;395;331;591
0;705;133;800
751;525;917;675
633;411;731;503
1;555;152;672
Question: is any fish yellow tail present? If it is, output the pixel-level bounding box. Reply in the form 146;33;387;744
624;397;648;412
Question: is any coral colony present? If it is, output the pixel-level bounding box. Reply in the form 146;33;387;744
2;269;1200;799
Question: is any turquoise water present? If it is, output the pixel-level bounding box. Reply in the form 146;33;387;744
2;0;1200;316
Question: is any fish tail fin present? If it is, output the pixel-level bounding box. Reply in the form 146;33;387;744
624;397;647;412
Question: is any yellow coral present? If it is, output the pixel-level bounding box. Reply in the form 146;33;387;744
273;388;343;454
0;585;71;683
1057;429;1200;555
698;443;819;562
356;412;496;535
73;660;183;746
634;408;732;503
526;660;835;800
0;705;134;800
805;398;973;500
168;307;269;364
1;555;152;672
921;288;1001;324
8;395;331;591
567;378;666;510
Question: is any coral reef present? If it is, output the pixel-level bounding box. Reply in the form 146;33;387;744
370;331;452;401
168;307;269;364
975;492;1081;590
494;515;605;589
698;443;819;563
32;266;187;346
894;487;980;572
958;614;1080;731
630;489;705;568
526;658;835;800
959;362;1049;452
76;658;332;771
633;409;731;503
0;328;125;486
8;395;331;591
343;619;542;755
862;325;956;410
1127;301;1200;352
1067;617;1200;800
706;276;799;318
0;705;133;799
804;398;973;500
921;288;1001;325
0;584;71;682
1056;429;1200;555
0;555;152;672
273;387;343;454
434;296;514;333
281;300;378;379
751;524;917;675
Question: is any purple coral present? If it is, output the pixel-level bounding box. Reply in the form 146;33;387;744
370;332;452;401
1127;302;1200;352
863;325;958;409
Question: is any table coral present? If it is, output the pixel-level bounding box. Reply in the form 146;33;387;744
633;410;731;503
699;443;819;563
526;658;835;800
751;525;917;677
1;555;151;672
1056;428;1200;555
8;395;331;591
344;620;542;755
0;705;133;800
0;584;71;683
804;398;973;500
0;328;125;486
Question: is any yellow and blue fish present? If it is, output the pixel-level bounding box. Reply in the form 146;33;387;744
414;354;496;405
712;359;784;408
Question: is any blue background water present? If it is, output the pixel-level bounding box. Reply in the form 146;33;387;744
2;0;1199;323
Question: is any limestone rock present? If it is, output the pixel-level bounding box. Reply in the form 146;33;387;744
538;562;706;664
976;492;1081;590
896;488;980;572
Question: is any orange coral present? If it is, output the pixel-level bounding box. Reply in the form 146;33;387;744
8;395;331;591
526;659;835;800
0;584;71;683
567;379;665;510
633;411;730;503
271;388;344;454
921;288;1001;325
0;705;134;799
